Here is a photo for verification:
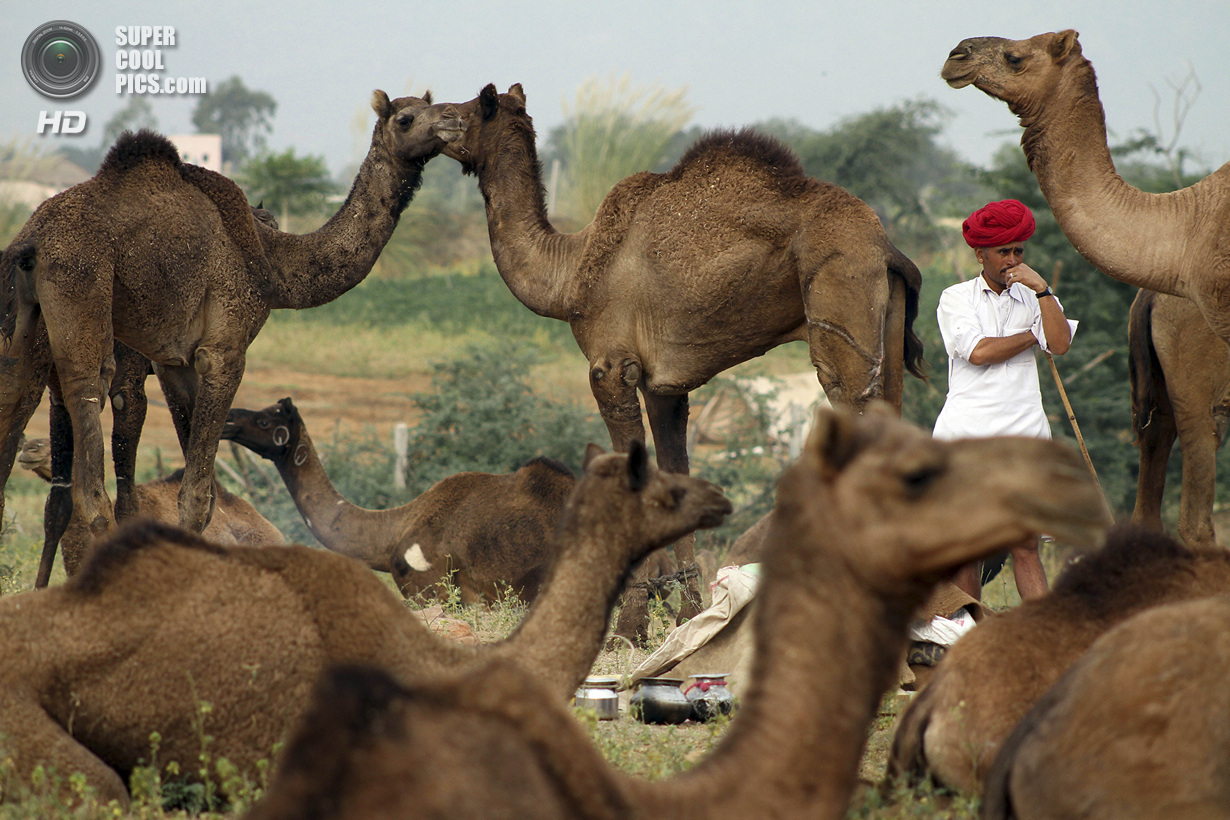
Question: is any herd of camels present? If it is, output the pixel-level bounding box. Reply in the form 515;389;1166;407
0;28;1227;818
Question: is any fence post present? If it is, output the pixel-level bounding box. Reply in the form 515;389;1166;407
393;422;409;490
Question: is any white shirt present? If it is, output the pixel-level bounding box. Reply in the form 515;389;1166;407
932;275;1077;441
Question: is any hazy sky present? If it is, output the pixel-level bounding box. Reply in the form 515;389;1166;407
3;0;1228;178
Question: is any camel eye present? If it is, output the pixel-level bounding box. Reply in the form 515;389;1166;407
1005;52;1023;68
257;419;270;429
901;465;941;494
396;113;414;130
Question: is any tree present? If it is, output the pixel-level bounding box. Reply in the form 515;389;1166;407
191;76;277;166
236;148;335;229
546;74;694;225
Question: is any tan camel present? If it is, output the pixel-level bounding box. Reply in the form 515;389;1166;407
222;397;577;604
1129;289;1230;548
16;436;284;581
241;404;1110;820
0;92;464;547
982;594;1230;820
0;440;728;807
888;523;1230;796
941;30;1230;343
440;83;926;632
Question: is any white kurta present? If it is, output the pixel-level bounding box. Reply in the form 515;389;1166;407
933;276;1077;441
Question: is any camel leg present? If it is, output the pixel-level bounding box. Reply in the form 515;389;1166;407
109;342;150;522
0;317;52;534
1131;388;1176;534
176;345;245;531
152;362;197;460
588;354;647;453
644;391;703;622
1170;388;1220;549
35;377;75;585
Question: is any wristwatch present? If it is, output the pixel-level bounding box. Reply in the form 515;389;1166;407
1036;287;1054;299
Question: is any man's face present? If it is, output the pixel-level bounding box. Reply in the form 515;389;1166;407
976;243;1025;289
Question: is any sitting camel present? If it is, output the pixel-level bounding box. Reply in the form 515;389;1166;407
982;594;1230;820
888;523;1230;796
941;31;1230;346
16;436;284;583
439;82;926;633
241;405;1110;820
0;440;729;807
0;92;464;549
1129;289;1230;548
222;397;577;604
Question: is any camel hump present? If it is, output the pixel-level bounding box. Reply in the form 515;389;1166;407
1127;290;1161;444
673;128;807;183
99;129;182;175
1050;523;1193;613
69;519;228;596
178;163;276;294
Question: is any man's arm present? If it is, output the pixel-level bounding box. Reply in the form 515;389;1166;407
1005;262;1072;355
968;331;1039;366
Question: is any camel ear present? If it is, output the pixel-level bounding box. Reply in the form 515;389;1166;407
480;84;499;121
1050;30;1081;60
371;90;393;120
422;90;433;105
507;83;526;105
278;397;296;416
582;442;605;470
804;407;863;478
626;439;650;492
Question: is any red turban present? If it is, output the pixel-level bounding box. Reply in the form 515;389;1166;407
962;199;1036;248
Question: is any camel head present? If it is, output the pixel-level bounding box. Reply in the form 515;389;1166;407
567;440;731;565
438;83;530;171
16;436;52;482
368;89;468;166
942;31;1086;118
222;398;303;466
780;403;1110;592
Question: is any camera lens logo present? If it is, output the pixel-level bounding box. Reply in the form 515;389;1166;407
21;20;101;99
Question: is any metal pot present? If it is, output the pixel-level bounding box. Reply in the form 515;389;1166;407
573;676;620;720
684;673;735;722
629;677;691;725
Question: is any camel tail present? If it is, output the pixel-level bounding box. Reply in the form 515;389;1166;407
888;245;927;381
1127;289;1162;445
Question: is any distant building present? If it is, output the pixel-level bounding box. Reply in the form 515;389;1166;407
0;152;90;209
169;133;222;172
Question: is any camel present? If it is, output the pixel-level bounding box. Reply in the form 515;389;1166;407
982;594;1230;820
240;404;1110;820
440;83;926;631
16;436;284;583
13;204;285;587
1129;289;1230;548
0;91;465;550
0;439;729;807
941;31;1230;344
888;523;1230;796
222;397;577;604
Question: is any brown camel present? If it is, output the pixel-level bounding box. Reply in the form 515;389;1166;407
16;436;284;582
1129;289;1230;548
982;594;1230;820
17;204;284;588
0;440;728;807
941;30;1230;343
440;83;926;633
241;404;1109;820
888;524;1230;796
222;397;577;604
0;92;464;549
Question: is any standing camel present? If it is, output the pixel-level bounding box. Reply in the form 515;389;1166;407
242;405;1109;820
223;397;577;604
440;83;926;630
941;31;1230;342
0;92;464;548
1129;289;1230;548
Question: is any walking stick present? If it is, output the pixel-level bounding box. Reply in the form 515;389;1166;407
1044;263;1116;521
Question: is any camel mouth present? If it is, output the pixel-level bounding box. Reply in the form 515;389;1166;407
434;122;467;144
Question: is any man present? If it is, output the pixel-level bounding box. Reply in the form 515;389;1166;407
934;199;1075;601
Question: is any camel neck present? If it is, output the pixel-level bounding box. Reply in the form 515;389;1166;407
262;144;423;310
1017;58;1222;298
638;514;913;818
471;119;584;321
491;513;631;701
275;425;412;572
